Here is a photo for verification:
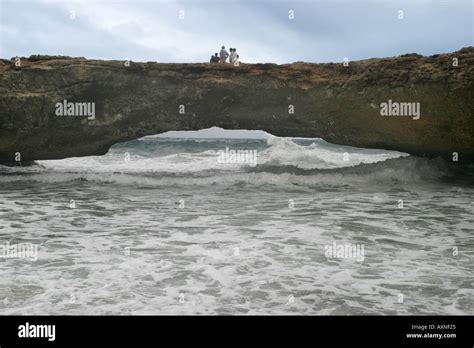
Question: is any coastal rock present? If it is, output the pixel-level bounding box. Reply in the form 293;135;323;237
0;48;473;164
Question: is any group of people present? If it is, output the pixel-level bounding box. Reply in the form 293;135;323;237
210;46;239;64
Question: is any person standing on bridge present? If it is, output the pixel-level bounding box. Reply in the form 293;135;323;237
229;48;237;64
219;46;229;63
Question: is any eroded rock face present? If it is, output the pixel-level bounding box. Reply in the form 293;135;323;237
0;48;473;164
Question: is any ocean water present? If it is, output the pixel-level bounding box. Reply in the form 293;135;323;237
0;135;473;315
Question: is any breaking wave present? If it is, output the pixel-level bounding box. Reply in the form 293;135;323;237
0;136;458;187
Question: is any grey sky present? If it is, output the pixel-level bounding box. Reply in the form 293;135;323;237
0;0;472;64
157;127;270;139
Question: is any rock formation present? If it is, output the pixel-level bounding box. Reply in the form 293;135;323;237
0;48;473;164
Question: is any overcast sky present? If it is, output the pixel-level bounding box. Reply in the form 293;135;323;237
157;127;270;139
0;0;472;64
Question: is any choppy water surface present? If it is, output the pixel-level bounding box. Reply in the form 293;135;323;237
0;136;473;314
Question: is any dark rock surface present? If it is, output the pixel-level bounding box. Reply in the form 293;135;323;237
0;48;473;164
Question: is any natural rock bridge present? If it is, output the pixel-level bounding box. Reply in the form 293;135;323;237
0;47;473;164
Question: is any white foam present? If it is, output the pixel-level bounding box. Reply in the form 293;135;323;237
262;136;408;169
25;136;408;176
